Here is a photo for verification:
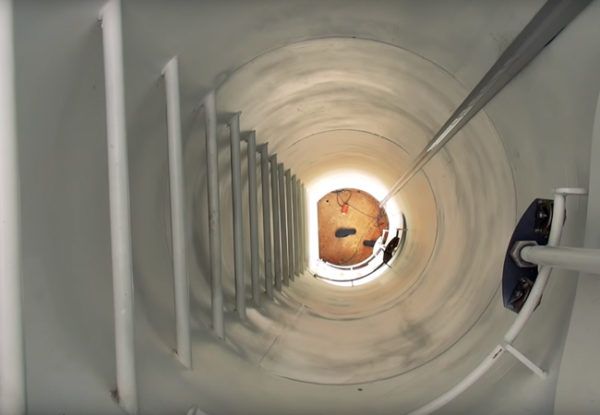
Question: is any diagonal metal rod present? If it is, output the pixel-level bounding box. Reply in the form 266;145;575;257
380;0;592;207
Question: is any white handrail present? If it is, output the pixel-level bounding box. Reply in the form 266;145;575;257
407;188;586;415
100;0;138;412
0;1;26;413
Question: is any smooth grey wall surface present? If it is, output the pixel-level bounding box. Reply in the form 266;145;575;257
12;1;600;414
554;83;600;415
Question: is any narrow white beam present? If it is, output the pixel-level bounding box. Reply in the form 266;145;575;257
260;145;274;298
229;113;246;319
162;57;191;369
99;0;138;413
278;164;290;286
285;169;295;280
502;343;547;380
0;1;26;413
270;156;283;291
203;91;224;339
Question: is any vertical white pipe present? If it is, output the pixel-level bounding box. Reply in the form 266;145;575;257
99;1;138;412
260;145;274;298
0;1;26;413
270;156;283;291
278;164;289;286
229;113;246;319
285;169;295;280
246;132;260;304
204;92;224;339
162;57;191;369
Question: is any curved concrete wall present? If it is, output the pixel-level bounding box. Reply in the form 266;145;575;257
12;1;600;414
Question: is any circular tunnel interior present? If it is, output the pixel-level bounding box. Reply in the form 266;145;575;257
151;37;516;385
13;1;600;414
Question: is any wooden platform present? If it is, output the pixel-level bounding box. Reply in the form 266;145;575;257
317;188;389;266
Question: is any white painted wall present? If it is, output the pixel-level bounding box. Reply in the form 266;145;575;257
10;1;600;414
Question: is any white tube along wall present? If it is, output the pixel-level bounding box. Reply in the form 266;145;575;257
0;1;26;414
9;1;600;415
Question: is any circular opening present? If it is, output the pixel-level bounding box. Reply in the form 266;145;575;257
307;170;404;286
317;188;389;266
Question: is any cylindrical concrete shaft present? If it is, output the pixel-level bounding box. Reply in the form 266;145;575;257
285;169;295;280
260;145;274;298
229;113;246;319
278;164;290;286
270;156;282;291
204;92;224;339
100;1;138;412
521;245;600;275
163;57;191;368
246;132;260;304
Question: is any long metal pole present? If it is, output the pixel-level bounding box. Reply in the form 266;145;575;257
229;113;246;319
380;0;592;206
521;245;600;275
0;1;26;413
204;92;224;339
270;156;283;291
285;169;295;280
162;57;192;369
278;164;290;286
246;132;260;305
260;145;274;298
100;1;138;412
